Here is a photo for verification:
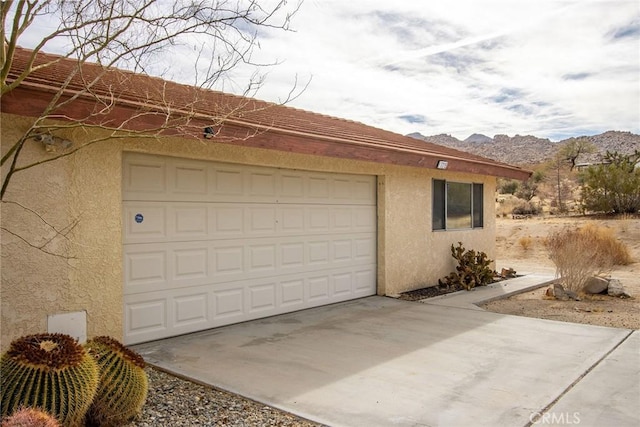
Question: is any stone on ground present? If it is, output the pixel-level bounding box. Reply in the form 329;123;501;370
583;276;609;294
607;279;631;298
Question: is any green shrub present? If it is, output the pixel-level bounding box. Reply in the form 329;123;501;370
579;150;640;214
512;201;540;216
439;242;496;290
498;179;519;195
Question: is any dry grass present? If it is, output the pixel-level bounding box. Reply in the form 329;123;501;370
545;224;632;292
518;236;534;251
580;223;633;265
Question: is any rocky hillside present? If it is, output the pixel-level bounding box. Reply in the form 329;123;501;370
408;130;639;166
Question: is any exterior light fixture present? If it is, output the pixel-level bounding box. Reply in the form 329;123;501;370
32;133;73;152
436;160;448;170
203;126;216;139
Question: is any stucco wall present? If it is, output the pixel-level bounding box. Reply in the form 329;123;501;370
379;168;496;295
1;112;496;350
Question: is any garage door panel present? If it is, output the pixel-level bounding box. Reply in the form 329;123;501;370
123;156;167;195
125;202;371;243
355;237;376;260
308;275;330;301
280;173;304;198
172;162;208;195
281;279;305;307
333;272;353;296
214;245;244;275
280;207;305;232
124;233;373;294
125;250;167;289
213;288;244;320
249;172;276;196
215;206;245;235
173;206;209;236
248;282;277;313
333;239;353;261
249;207;277;233
123;205;167;241
125;298;167;338
355;206;376;230
307;175;330;199
213;167;245;196
355;269;376;293
123;154;376;344
308;208;330;232
248;244;277;272
124;265;377;342
124;155;376;205
173;293;208;327
173;248;209;281
332;207;353;230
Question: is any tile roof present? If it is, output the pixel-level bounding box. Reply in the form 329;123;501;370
3;47;531;180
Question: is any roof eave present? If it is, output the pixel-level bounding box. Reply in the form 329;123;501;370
1;80;532;181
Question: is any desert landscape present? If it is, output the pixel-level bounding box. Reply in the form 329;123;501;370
487;215;640;329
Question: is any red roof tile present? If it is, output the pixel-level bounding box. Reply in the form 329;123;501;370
3;47;531;180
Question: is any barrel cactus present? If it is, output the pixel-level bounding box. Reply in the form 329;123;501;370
0;333;99;427
84;336;148;427
1;407;61;427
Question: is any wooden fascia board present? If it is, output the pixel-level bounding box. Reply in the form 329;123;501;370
2;83;532;181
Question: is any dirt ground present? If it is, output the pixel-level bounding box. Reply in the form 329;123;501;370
483;215;640;329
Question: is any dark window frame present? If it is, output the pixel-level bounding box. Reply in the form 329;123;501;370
432;179;484;230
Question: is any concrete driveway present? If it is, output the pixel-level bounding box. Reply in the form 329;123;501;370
132;277;639;427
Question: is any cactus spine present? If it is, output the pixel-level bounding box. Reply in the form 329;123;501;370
84;336;148;427
0;333;99;427
1;407;61;427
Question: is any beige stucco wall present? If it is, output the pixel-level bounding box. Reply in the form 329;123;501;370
1;112;496;351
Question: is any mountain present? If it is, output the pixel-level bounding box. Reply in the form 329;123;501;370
464;133;493;144
407;131;639;166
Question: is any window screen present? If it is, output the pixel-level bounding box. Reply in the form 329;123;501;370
432;179;484;230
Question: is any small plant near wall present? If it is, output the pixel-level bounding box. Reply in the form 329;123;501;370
0;334;149;427
0;333;100;427
439;242;496;290
1;407;61;427
84;336;149;427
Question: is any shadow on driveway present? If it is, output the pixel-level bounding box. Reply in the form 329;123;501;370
133;296;636;426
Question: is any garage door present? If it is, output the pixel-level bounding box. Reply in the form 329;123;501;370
122;154;377;344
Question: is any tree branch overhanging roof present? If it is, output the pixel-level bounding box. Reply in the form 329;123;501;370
2;47;531;180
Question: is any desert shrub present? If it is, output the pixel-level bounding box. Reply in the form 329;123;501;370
515;170;544;201
438;242;495;290
545;224;631;292
580;223;633;265
498;179;519;195
518;236;534;251
512;201;540;216
579;150;640;214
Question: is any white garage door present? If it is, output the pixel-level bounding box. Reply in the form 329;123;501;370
122;153;377;344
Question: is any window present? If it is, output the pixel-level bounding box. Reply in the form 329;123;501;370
432;179;483;230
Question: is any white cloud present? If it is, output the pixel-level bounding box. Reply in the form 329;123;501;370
246;0;640;140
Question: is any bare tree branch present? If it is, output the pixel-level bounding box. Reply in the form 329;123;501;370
1;200;81;259
1;0;305;259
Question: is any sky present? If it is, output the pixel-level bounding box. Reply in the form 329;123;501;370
13;0;640;142
239;0;640;141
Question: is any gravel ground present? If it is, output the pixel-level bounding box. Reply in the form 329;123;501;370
126;368;323;427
